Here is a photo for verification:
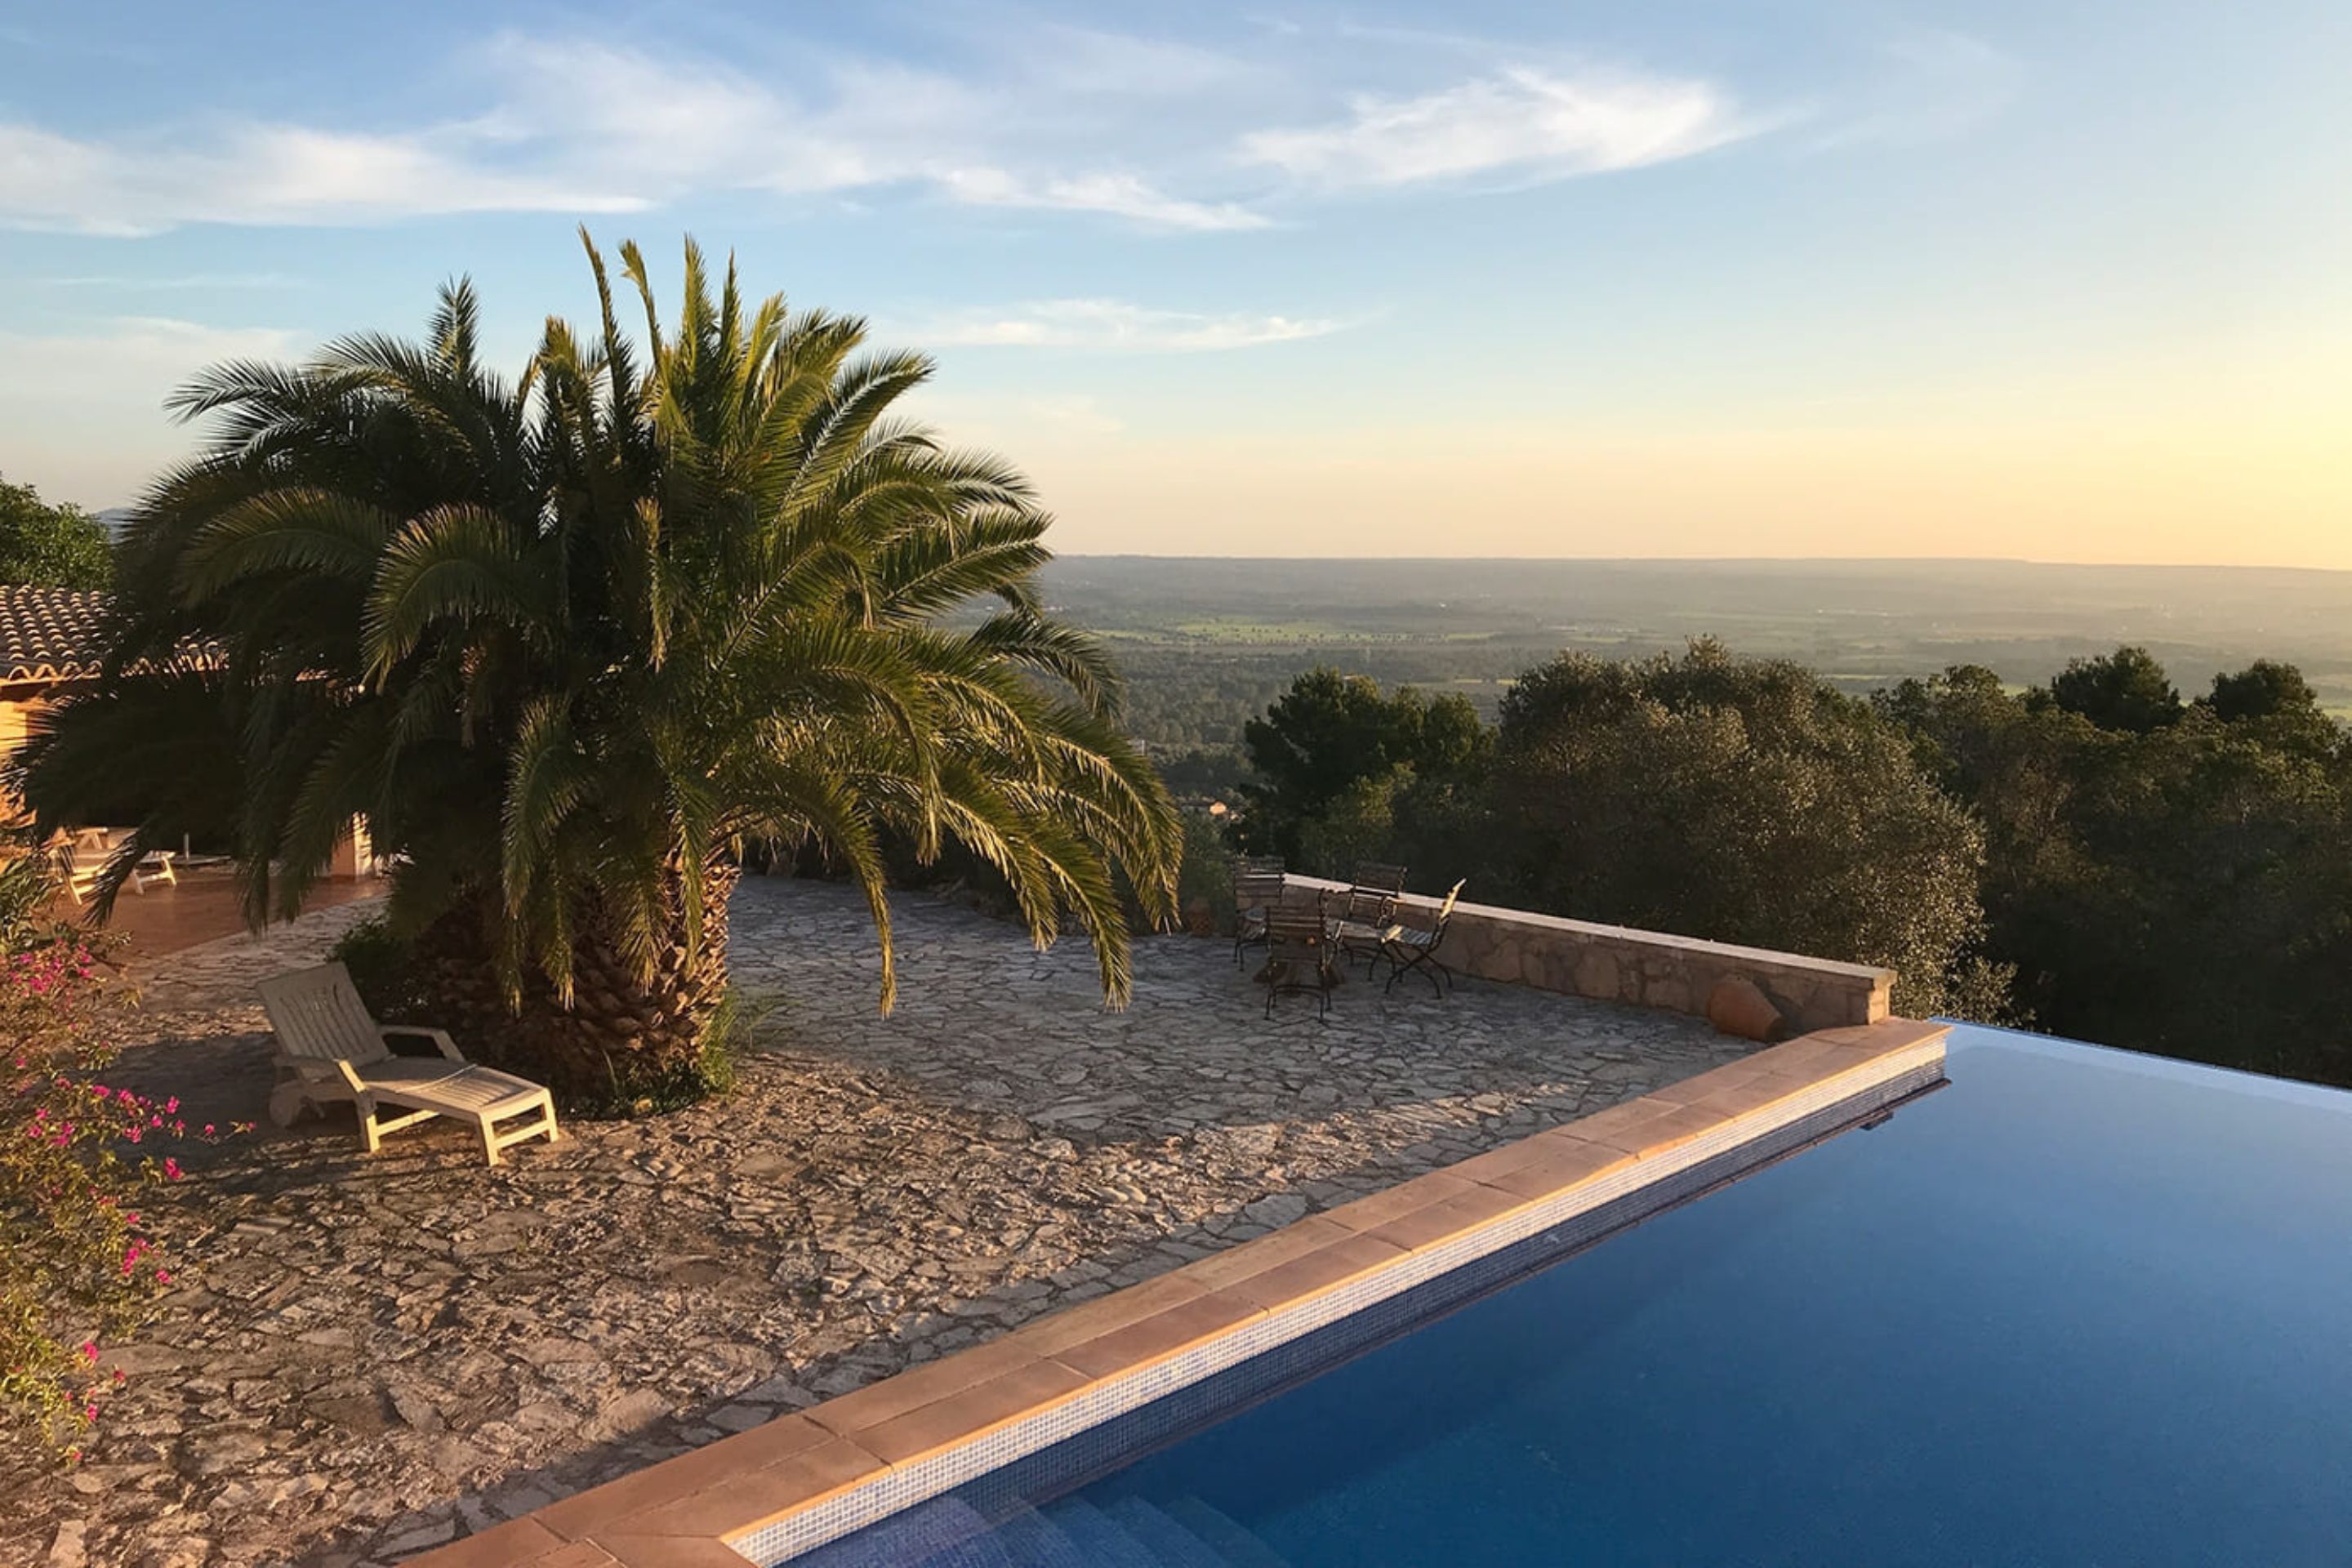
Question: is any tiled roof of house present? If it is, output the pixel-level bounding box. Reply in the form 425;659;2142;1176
0;586;118;684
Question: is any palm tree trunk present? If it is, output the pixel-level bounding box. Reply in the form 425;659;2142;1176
415;865;738;1108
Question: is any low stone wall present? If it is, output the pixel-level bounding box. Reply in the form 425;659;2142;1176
1293;876;1893;1035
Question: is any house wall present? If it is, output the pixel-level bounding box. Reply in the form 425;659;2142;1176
0;691;48;818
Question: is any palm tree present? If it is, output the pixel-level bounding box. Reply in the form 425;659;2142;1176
20;235;1178;1105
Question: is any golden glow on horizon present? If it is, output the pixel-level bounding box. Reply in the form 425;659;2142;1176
1016;416;2352;565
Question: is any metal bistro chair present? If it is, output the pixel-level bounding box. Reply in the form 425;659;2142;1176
1330;860;1408;976
1261;905;1339;1020
1232;857;1287;969
1381;879;1467;996
1330;883;1401;978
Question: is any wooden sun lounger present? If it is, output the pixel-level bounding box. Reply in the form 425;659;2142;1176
56;828;176;904
256;961;559;1166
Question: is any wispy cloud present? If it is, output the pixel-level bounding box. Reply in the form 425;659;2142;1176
0;24;1768;237
931;170;1268;232
919;298;1344;350
0;119;641;237
1808;32;2025;150
36;272;309;290
1241;65;1752;189
0;30;1254;237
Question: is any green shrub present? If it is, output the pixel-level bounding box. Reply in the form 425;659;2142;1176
325;915;430;1023
1175;813;1236;935
0;853;56;951
2;854;232;1459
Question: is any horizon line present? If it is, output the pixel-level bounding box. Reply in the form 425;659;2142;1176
1045;554;2352;576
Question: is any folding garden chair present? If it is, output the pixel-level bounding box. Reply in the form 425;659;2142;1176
1261;905;1338;1020
1382;879;1466;996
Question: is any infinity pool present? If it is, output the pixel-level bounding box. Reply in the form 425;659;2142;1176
799;1026;2352;1565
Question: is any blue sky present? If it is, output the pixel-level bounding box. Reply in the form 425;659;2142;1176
2;2;2346;561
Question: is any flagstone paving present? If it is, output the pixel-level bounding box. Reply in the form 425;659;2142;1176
8;875;1743;1568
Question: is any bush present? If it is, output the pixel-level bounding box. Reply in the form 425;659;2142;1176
1175;814;1236;935
1488;641;2008;1021
1235;668;1489;864
1;860;230;1459
0;853;56;951
325;915;430;1023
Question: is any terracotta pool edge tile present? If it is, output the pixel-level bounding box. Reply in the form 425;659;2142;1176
1357;1182;1538;1255
996;1269;1208;1357
851;1357;1096;1468
603;1436;892;1540
399;1517;570;1567
802;1334;1043;1441
537;1545;631;1568
1222;1232;1414;1307
528;1414;837;1542
1316;1170;1480;1236
1049;1289;1272;1381
1165;1214;1355;1291
1472;1136;1639;1203
584;1534;762;1568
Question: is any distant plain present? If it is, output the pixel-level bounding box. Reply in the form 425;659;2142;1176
1038;558;2352;751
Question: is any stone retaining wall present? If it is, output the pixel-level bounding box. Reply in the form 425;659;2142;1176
1292;876;1893;1033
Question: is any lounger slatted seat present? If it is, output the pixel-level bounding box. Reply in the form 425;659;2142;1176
256;961;560;1165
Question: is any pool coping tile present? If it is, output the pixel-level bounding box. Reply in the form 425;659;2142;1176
532;1416;839;1541
602;1439;892;1539
589;1535;778;1568
1049;1289;1272;1381
850;1360;1095;1467
801;1337;1044;1441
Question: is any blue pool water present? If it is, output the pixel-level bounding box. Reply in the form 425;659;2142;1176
804;1027;2352;1565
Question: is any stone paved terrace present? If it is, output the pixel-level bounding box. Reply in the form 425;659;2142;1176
9;875;1748;1568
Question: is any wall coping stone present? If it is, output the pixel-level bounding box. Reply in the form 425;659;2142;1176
1283;873;1895;1031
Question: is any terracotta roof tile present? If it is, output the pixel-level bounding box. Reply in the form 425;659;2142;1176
0;586;117;684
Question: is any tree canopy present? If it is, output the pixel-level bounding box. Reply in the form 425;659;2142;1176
2045;644;2183;733
1880;651;2352;1083
0;474;112;589
1486;641;2004;1018
1233;666;1488;871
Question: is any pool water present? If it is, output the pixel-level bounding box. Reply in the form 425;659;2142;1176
800;1027;2352;1565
